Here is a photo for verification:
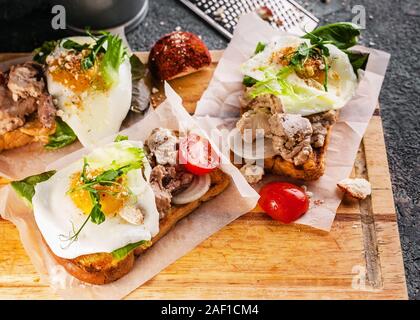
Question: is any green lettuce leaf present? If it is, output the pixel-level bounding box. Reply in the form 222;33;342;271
247;66;294;99
100;34;127;89
114;135;128;142
11;171;56;207
45;118;77;150
247;66;339;114
112;240;151;260
254;42;266;54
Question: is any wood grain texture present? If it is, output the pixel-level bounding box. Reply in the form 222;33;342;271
0;51;407;300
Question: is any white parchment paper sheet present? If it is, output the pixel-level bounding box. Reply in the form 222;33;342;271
0;84;259;299
194;13;390;231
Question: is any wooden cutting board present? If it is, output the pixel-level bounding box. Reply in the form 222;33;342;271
0;52;407;299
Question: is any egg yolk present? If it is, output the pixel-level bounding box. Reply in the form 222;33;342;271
69;171;129;216
270;46;296;66
271;46;329;86
48;51;107;94
295;57;327;85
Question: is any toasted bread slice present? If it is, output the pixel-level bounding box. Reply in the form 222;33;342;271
239;100;335;181
0;117;55;152
263;125;332;181
50;169;230;285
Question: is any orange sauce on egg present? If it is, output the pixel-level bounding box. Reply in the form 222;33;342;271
69;170;129;216
48;51;107;96
270;46;332;86
270;46;296;66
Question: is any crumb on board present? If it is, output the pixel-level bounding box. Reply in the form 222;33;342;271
257;6;274;21
314;199;325;206
337;178;372;200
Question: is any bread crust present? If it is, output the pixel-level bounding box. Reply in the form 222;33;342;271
263;125;333;181
49;169;230;285
53;251;136;285
240;100;336;181
0;117;55;153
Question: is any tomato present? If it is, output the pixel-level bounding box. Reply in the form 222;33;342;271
258;182;309;224
179;133;219;175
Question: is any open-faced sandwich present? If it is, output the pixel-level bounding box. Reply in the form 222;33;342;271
236;23;369;182
0;31;152;152
11;129;229;284
0;30;214;153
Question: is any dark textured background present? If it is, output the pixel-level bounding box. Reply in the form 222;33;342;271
0;0;418;299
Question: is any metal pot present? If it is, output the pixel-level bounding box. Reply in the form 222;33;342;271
52;0;149;32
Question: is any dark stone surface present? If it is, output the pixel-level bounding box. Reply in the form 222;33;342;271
316;0;420;301
0;0;418;299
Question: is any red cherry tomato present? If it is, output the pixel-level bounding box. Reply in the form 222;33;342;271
258;182;309;224
179;133;219;176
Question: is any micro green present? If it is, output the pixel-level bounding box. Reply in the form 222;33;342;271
59;154;143;248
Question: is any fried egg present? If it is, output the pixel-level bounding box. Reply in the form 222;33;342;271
241;35;358;116
46;37;132;147
32;140;159;259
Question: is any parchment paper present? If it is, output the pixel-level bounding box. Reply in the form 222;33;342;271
0;83;259;299
194;13;390;231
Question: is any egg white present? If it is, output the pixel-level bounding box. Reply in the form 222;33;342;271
32;141;159;259
241;35;307;81
241;36;358;116
46;37;132;148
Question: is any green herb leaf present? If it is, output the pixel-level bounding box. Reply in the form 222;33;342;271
11;171;56;206
63;31;128;89
290;43;311;68
81;34;107;71
81;158;89;183
243;76;258;87
304;22;361;50
62;39;90;52
322;55;329;92
90;200;106;225
289;37;331;91
95;169;121;185
59;213;91;247
89;191;105;225
345;50;369;73
62;151;144;247
111;240;151;260
81;57;94;69
297;42;311;56
254;42;266;54
94;164;139;187
45;118;78;150
33;40;58;64
114;135;128;142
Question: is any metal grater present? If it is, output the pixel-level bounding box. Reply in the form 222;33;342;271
179;0;319;38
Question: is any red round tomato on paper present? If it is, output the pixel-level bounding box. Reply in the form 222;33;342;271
179;133;219;175
258;182;309;224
